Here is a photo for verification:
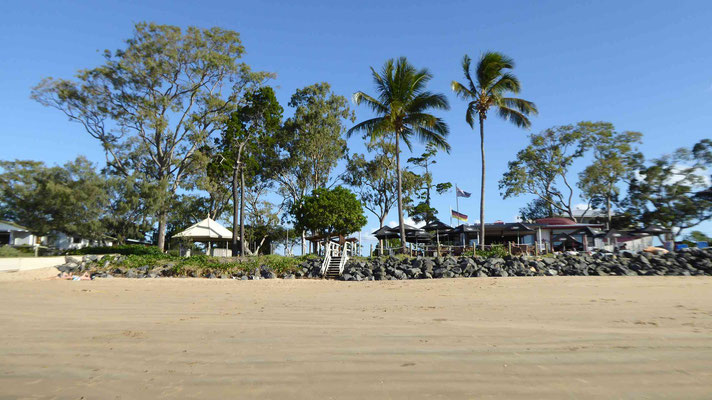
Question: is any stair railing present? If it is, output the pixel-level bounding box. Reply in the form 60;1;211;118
320;241;339;275
338;242;351;274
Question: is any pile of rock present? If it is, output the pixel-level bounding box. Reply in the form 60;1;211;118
54;248;712;280
57;255;113;274
339;248;712;281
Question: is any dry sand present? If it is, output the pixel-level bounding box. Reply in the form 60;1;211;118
1;273;711;399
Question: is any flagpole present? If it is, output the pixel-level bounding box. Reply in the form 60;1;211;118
455;184;460;220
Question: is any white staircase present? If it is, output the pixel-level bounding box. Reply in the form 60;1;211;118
321;242;352;279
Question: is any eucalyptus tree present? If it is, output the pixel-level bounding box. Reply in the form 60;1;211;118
277;82;354;254
451;52;537;249
349;57;450;252
32;22;272;251
500;123;594;222
577;124;643;226
625;140;712;238
0;157;108;239
215;86;283;256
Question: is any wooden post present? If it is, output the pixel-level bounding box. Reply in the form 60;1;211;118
508;241;512;255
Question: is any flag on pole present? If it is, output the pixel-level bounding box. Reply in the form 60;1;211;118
456;187;471;198
451;210;468;221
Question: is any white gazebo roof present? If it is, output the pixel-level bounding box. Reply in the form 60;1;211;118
172;218;234;241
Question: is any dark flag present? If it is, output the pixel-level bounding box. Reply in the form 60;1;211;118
456;187;471;198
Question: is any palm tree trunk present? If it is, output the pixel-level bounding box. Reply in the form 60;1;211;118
479;116;486;251
395;131;407;253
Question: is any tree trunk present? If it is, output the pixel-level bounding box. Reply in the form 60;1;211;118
395;131;407;253
478;116;486;250
240;167;246;257
231;165;240;257
379;215;387;256
606;195;612;229
301;231;306;255
157;209;167;252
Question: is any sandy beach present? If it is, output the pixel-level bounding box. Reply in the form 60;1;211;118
1;272;711;399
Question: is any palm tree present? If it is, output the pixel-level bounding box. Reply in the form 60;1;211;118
451;52;537;250
349;57;450;253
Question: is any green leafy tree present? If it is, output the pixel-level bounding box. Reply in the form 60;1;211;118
32;22;272;251
215;86;283;256
349;57;450;252
277;82;354;254
500;122;604;222
578;124;643;226
102;175;161;244
290;186;367;245
0;157;108;239
407;142;452;223
518;198;552;222
685;230;712;244
625;145;712;238
451;52;537;248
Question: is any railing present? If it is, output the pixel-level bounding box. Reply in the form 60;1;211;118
339;242;351;274
320;241;340;275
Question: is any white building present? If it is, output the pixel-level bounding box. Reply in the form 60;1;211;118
47;232;115;250
0;220;43;247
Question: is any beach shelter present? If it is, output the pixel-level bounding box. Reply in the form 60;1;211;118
423;220;452;248
172;218;234;255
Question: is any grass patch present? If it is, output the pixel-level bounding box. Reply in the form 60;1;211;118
68;244;163;256
0;245;35;258
90;253;320;277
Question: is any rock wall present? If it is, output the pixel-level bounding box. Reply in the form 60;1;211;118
53;248;712;280
340;248;712;281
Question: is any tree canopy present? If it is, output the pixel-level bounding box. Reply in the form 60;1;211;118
0;157;108;238
32;22;272;250
290;186;367;239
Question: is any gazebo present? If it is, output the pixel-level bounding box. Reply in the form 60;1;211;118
172;218;234;256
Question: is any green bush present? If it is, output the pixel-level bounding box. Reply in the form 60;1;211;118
87;253;312;277
0;245;34;258
68;244;162;256
474;245;509;258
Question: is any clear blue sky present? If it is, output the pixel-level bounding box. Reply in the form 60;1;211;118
1;0;711;246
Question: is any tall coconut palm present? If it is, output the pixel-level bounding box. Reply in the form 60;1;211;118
349;57;450;253
451;52;537;250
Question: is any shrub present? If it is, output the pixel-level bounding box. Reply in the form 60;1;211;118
68;244;162;256
475;245;509;258
0;245;34;258
86;253;312;277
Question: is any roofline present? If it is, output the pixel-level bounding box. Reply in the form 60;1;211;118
0;220;30;231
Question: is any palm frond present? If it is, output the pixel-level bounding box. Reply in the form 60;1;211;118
488;72;521;95
476;51;514;89
451;80;475;101
465;101;478;128
353;91;389;114
461;55;477;92
347;116;389;140
411;123;451;152
497;106;531;128
407;92;449;113
500;97;538;116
